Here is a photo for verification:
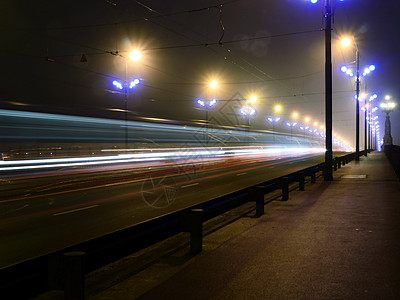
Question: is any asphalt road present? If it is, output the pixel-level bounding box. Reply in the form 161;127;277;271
0;150;330;269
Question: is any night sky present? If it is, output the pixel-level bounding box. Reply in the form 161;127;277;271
1;0;400;147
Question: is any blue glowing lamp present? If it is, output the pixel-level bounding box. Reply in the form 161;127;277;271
240;106;256;117
310;0;318;3
112;80;123;90
197;99;205;107
286;122;297;127
208;99;217;107
129;78;140;89
267;116;281;123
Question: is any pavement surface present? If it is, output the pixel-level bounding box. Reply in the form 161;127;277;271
36;152;400;300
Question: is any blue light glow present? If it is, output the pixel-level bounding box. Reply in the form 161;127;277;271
240;106;256;116
112;80;123;90
197;99;205;107
208;99;217;107
129;78;140;89
266;116;280;123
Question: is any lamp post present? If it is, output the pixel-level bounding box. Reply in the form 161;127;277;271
196;98;218;125
196;80;218;145
267;104;282;144
112;78;140;150
363;93;378;153
196;98;218;145
324;0;333;180
311;0;333;180
340;37;360;161
370;105;379;150
341;35;376;161
285;121;298;141
380;95;396;148
111;49;141;150
267;116;281;144
240;105;256;127
240;104;256;143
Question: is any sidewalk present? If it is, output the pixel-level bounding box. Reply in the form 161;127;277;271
37;152;400;299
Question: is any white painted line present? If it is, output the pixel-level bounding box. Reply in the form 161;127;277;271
53;205;99;216
236;172;247;176
181;182;199;188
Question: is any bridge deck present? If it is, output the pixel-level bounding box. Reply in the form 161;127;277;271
36;152;400;300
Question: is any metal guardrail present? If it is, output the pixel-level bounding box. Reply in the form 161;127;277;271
1;152;359;299
384;145;400;179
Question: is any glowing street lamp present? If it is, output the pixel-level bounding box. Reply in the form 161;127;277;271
196;98;218;124
340;36;362;161
240;105;256;119
286;121;298;141
111;77;141;149
129;49;142;62
240;105;256;143
110;49;142;150
361;93;379;153
267;116;281;144
249;95;257;104
209;80;218;89
310;0;346;179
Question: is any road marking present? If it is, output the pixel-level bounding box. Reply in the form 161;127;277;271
53;205;99;216
181;182;199;188
236;172;247;176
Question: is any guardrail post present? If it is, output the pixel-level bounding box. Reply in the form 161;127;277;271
310;170;316;183
338;159;342;169
180;209;203;254
278;177;289;201
64;251;85;300
251;186;265;217
297;173;305;191
48;254;64;290
333;158;337;171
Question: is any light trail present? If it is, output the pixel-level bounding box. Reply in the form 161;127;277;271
0;152;322;224
0;146;325;172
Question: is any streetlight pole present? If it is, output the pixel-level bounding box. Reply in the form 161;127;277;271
267;116;280;144
364;100;368;155
355;48;360;161
124;60;128;150
324;0;333;180
196;98;217;146
111;49;142;151
240;105;256;144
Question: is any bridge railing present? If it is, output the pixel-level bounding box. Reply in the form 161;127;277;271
1;152;359;299
384;145;400;179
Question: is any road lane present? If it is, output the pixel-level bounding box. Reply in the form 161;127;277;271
0;151;328;268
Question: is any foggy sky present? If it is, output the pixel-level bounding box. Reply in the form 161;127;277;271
1;0;400;147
